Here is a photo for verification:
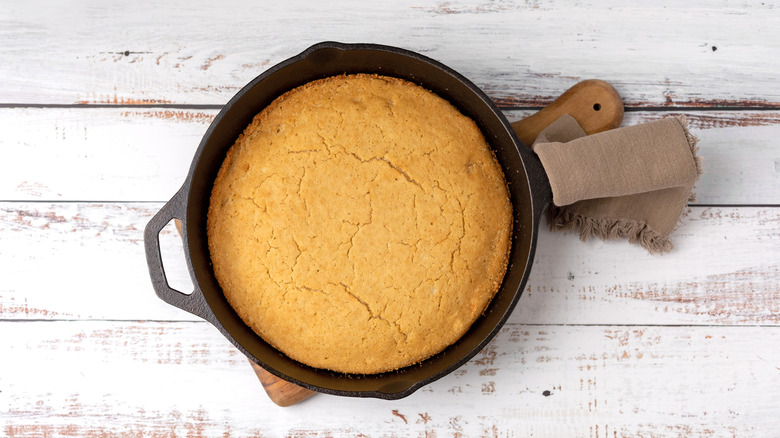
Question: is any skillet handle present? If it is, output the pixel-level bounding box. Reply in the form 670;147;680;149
144;189;211;321
511;79;624;146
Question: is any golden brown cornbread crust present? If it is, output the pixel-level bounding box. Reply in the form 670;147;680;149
207;74;512;374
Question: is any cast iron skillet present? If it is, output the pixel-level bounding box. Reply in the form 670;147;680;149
145;42;556;399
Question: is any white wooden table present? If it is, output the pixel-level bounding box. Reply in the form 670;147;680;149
2;1;779;436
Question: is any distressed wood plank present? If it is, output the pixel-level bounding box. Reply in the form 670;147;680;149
0;108;213;202
2;108;779;204
523;206;780;326
0;203;189;321
1;203;778;325
2;321;779;437
1;0;778;106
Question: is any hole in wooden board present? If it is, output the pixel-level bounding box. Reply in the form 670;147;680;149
158;219;195;295
593;103;601;111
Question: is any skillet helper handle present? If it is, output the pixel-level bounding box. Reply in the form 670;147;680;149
511;79;624;146
144;189;210;321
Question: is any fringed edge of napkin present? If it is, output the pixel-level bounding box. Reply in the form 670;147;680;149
546;207;675;253
545;116;703;254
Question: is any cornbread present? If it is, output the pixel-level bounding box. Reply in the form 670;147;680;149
207;74;512;374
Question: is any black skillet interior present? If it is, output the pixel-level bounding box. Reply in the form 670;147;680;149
176;42;548;399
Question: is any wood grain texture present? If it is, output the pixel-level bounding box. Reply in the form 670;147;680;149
249;360;316;407
2;108;779;204
0;0;778;107
0;108;211;202
1;203;778;325
0;202;188;321
2;321;779;437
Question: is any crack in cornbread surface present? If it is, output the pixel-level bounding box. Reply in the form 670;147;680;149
207;74;512;374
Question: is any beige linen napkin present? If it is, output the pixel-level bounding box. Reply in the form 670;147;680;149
532;115;702;253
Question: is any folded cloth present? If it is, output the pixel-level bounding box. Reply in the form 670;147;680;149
532;114;702;253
